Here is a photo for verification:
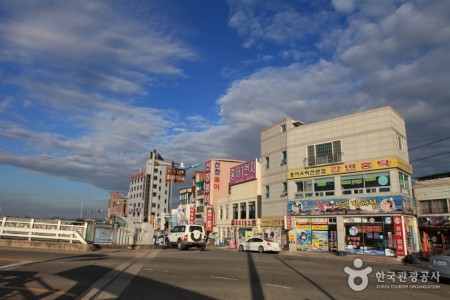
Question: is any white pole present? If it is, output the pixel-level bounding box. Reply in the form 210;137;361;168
80;201;84;219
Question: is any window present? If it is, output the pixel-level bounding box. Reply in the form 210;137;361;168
265;156;270;169
249;202;255;219
420;200;449;214
341;172;390;194
296;178;334;198
397;134;405;151
281;150;287;165
220;206;223;220
306;140;342;167
399;172;410;195
240;203;246;219
233;204;238;219
265;185;270;198
280;124;286;133
281;182;287;196
225;204;229;219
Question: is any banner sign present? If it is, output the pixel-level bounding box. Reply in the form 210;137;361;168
287;195;416;216
287;157;413;179
190;207;196;225
394;216;405;256
204;161;211;206
165;167;186;183
206;206;213;231
260;218;284;227
230;159;257;185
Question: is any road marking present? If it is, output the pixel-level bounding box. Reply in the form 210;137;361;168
0;261;35;271
266;283;292;289
144;268;168;272
210;276;238;281
0;285;77;298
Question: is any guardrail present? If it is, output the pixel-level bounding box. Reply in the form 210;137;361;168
0;217;88;244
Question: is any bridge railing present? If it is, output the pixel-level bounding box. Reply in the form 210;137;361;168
0;217;88;244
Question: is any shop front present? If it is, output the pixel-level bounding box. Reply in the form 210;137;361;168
260;217;284;246
287;195;420;256
418;216;450;256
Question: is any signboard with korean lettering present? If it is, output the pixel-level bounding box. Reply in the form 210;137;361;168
206;206;214;232
190;207;196;225
204;161;211;206
287;195;414;216
165;167;186;183
260;218;284;227
230;159;257;185
214;161;221;190
394;216;405;256
287;157;413;179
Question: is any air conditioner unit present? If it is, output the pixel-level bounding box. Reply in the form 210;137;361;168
281;191;287;197
280;159;287;166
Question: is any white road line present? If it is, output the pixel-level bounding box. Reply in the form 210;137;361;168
0;261;35;271
210;276;238;281
265;283;292;289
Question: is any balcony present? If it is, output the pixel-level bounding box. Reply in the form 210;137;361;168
304;152;343;168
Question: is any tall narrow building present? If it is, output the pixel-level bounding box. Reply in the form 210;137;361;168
127;150;172;228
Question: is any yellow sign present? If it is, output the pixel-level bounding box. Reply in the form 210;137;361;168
260;218;284;227
311;225;328;230
287;157;413;179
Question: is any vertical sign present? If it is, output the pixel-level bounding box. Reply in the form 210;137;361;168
190;207;196;225
214;161;221;190
284;216;293;230
204;161;211;206
206;207;213;232
394;216;405;256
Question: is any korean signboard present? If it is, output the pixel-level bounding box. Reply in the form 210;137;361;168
287;157;413;179
230;159;257;185
394;216;405;256
204;161;211;206
165;167;186;183
206;206;214;232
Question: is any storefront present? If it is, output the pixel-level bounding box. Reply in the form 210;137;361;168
418;216;450;256
260;217;284;245
287;195;420;256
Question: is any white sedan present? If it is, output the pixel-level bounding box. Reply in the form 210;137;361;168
238;238;281;253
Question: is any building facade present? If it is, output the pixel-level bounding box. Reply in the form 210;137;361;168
216;159;262;246
127;150;172;229
261;106;419;256
414;172;450;256
107;192;126;219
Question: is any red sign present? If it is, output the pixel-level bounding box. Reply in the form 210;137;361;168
206;207;213;231
204;161;211;206
394;216;405;256
190;207;196;225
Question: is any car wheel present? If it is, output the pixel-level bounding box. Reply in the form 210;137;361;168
258;246;264;253
238;245;244;252
199;245;206;251
177;239;185;250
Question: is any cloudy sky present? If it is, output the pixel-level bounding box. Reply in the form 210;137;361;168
1;0;449;219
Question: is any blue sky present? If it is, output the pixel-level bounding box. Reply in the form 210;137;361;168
1;0;449;219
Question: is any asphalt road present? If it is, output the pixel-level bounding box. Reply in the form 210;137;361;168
0;246;448;299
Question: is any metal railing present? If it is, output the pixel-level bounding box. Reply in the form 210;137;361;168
304;151;343;167
0;217;88;244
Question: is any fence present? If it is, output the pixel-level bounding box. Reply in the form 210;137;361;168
0;217;88;244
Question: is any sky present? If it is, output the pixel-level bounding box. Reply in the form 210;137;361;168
1;0;449;219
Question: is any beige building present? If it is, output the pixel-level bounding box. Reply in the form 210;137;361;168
414;172;450;255
261;106;419;256
216;159;261;246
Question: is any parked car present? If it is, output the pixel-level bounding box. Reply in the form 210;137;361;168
238;238;280;253
429;249;450;280
165;225;206;250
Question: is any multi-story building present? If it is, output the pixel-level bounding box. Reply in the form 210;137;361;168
414;172;450;255
216;159;262;246
107;192;126;219
261;106;418;256
127;150;172;228
194;159;243;235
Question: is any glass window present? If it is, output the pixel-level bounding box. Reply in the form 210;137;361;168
265;185;270;198
265;156;270;169
399;172;410;195
281;151;287;165
341;172;390;194
307;140;342;166
249;202;255;219
314;178;335;192
240;203;246;219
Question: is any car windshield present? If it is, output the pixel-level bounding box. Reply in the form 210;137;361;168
264;239;274;242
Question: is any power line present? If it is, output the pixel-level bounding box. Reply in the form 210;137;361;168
409;137;450;151
410;150;450;162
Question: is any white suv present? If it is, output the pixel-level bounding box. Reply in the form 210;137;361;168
165;225;206;250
